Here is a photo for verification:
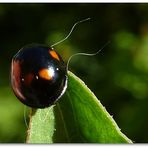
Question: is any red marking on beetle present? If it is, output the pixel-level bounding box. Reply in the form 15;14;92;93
24;73;34;86
11;60;25;100
49;50;60;61
39;68;53;80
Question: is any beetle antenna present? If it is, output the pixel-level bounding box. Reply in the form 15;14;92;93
66;41;110;71
51;18;91;48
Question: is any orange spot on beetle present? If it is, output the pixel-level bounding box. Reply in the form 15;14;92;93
49;50;60;61
39;68;54;80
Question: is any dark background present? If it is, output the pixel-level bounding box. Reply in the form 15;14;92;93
0;3;148;143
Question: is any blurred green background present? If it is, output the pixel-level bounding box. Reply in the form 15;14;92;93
0;3;148;143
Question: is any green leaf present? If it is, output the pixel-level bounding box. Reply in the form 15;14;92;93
26;107;55;143
27;71;132;143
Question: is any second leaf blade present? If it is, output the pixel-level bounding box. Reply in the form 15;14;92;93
53;71;132;143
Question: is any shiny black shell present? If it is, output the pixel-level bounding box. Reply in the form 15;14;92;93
11;44;67;108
